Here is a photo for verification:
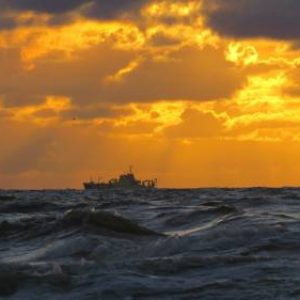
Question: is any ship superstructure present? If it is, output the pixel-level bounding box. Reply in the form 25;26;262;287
83;167;157;190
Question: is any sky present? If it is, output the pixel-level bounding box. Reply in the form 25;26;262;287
1;0;300;188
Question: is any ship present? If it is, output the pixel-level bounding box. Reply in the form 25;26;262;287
83;167;158;190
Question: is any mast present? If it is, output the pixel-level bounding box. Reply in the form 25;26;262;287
129;165;133;174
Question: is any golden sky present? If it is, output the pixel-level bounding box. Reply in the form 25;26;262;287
1;0;300;188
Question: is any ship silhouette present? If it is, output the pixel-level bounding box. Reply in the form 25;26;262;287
83;166;157;190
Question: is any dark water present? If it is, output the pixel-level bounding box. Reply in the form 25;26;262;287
1;188;300;299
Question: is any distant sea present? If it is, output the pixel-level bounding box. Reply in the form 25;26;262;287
1;188;300;299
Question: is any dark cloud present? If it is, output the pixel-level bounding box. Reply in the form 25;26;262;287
0;0;88;14
0;15;17;29
203;0;300;40
83;0;149;20
0;0;150;29
0;44;245;109
164;109;224;138
283;67;300;97
0;44;136;107
60;106;133;121
101;46;245;103
149;32;182;47
3;0;300;41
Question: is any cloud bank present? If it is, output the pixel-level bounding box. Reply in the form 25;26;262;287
0;0;151;29
204;0;300;40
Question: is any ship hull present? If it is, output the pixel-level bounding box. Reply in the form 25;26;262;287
83;183;155;190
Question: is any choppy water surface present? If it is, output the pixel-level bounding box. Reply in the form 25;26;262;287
1;188;300;299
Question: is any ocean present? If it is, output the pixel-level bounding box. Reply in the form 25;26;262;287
1;188;300;299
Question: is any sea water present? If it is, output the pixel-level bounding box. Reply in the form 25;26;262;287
1;188;300;299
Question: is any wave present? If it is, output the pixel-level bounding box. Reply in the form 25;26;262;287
0;200;60;213
0;262;70;297
1;208;163;239
0;216;56;239
164;205;238;227
138;254;272;275
62;209;163;236
0;194;16;202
